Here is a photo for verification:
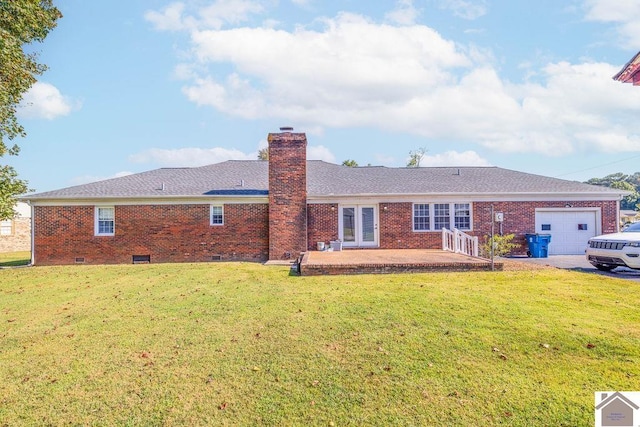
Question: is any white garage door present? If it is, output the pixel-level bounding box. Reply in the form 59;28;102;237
535;210;598;255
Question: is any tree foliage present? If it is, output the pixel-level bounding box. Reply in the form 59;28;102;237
406;147;427;167
342;159;358;167
1;0;62;153
586;172;640;211
257;147;268;160
0;0;62;218
0;165;30;219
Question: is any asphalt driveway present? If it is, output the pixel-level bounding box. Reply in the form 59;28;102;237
509;255;640;282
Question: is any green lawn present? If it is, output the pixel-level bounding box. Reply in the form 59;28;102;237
0;250;30;267
1;262;638;426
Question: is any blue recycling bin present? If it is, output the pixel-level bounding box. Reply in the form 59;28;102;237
525;233;552;258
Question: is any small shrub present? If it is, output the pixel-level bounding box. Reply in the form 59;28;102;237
481;233;518;258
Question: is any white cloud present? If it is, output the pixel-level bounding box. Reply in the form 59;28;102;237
129;147;255;166
183;12;470;128
198;0;264;29
439;0;487;20
146;4;640;157
385;0;420;25
18;82;76;120
129;144;337;166
144;2;188;31
145;0;263;31
71;171;133;186
419;150;491;167
374;153;396;165
583;0;640;48
308;145;336;163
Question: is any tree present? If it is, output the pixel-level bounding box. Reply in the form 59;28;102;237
342;159;358;167
586;172;629;188
406;147;427;167
0;0;61;218
257;147;268;160
586;172;640;211
611;181;639;211
0;165;30;219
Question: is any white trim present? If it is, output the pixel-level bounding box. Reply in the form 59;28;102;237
26;197;268;206
308;193;624;204
25;192;623;206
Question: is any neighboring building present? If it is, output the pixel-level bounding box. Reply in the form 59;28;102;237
613;51;640;85
621;209;640;225
22;130;626;266
0;202;32;253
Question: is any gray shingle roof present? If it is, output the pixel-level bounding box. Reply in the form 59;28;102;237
23;160;625;201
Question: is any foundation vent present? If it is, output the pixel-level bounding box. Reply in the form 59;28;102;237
132;254;151;264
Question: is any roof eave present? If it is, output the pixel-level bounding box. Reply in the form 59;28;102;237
23;194;269;205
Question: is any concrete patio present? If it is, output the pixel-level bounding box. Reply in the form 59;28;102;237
298;249;502;276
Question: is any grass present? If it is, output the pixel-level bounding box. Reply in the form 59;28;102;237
0;261;639;426
0;250;30;267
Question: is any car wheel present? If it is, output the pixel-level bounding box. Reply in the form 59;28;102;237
594;264;615;272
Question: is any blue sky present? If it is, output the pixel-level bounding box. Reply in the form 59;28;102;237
10;0;640;193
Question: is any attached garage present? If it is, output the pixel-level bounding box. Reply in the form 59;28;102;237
535;209;600;255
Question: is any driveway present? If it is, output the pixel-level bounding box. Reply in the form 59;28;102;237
509;255;640;282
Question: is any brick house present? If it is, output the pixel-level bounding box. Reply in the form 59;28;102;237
22;130;626;266
0;202;31;253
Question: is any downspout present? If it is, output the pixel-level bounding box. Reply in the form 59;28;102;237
29;201;35;265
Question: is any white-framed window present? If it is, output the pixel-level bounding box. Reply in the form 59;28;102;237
95;207;115;236
434;203;450;230
413;204;430;231
210;205;224;226
454;203;471;229
413;202;472;231
0;219;13;236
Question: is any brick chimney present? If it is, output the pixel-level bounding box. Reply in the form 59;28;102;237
268;128;307;260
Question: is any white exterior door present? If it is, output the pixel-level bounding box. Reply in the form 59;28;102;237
339;205;378;247
535;209;599;255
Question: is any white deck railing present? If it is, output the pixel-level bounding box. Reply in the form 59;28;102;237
442;228;479;257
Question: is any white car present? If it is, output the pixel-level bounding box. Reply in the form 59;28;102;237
586;222;640;271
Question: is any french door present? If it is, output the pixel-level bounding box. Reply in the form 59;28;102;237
339;205;378;247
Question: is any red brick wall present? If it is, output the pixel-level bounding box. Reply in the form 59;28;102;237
309;200;619;254
33;204;268;265
379;202;443;249
473;200;618;253
32;199;619;265
307;204;339;249
268;132;307;260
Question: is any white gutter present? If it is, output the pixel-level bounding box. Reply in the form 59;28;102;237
307;191;629;204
